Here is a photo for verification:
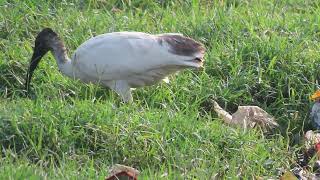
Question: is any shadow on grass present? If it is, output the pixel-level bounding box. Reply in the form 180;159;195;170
0;60;116;103
0;61;27;98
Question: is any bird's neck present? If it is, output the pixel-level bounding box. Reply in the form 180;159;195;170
50;38;74;78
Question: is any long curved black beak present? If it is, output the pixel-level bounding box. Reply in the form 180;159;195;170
25;48;48;95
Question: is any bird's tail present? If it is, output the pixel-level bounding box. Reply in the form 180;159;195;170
157;34;205;57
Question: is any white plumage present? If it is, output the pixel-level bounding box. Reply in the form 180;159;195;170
25;28;205;102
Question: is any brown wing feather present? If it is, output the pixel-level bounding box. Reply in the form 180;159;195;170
157;34;205;56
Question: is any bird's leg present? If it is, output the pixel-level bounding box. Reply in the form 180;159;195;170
104;80;133;103
119;88;133;103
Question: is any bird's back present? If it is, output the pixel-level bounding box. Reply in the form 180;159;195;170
71;31;205;83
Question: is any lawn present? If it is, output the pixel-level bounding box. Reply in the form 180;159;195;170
1;0;319;179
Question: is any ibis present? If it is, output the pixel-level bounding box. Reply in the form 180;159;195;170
25;28;206;102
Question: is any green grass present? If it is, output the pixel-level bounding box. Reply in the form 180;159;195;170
1;0;319;179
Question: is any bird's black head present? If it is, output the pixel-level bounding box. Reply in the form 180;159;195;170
25;28;58;94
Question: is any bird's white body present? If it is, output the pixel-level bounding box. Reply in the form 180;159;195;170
44;31;205;102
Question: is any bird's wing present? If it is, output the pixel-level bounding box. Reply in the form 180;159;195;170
72;32;200;82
